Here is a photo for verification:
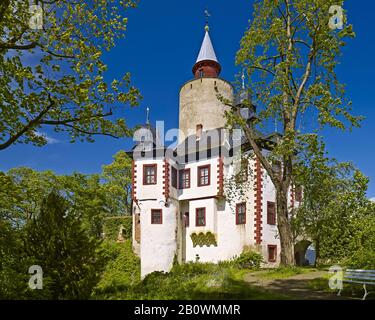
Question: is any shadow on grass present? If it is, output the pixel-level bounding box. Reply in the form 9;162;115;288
188;277;289;300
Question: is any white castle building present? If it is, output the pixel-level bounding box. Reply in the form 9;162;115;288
130;26;303;278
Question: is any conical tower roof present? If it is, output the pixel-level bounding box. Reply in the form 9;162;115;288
192;26;221;78
196;29;218;63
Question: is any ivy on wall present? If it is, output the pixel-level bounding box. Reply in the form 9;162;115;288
103;216;132;241
190;232;217;247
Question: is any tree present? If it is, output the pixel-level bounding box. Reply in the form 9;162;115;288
101;150;133;216
293;137;369;265
227;0;361;265
24;191;104;299
0;169;109;298
0;0;141;151
0;168;109;237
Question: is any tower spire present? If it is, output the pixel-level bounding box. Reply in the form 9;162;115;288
192;12;221;79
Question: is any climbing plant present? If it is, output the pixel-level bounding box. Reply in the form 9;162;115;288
191;232;217;247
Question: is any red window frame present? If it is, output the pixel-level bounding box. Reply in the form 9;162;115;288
151;209;162;224
179;168;190;189
143;164;157;185
171;166;178;188
236;202;246;225
267;201;276;225
195;207;206;227
268;245;277;262
198;165;210;187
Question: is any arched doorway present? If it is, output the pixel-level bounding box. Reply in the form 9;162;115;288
294;240;313;266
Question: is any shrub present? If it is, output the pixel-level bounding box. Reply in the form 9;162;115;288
92;240;140;299
232;250;263;269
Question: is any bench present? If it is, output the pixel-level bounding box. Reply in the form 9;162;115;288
338;269;375;300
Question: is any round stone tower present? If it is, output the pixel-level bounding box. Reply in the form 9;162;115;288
179;26;234;142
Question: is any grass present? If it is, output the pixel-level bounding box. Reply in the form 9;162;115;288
307;273;334;293
92;241;288;300
256;266;318;280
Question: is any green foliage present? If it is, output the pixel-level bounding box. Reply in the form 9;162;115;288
0;0;141;151
343;206;375;269
190;232;217;247
294;137;374;267
103;216;132;241
225;0;362;266
0;168;108;236
93;258;286;300
24;192;105;299
93;240;140;299
101;150;133;216
0;156;134;299
232;250;263;269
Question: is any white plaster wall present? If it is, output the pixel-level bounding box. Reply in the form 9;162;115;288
184;196;254;263
135;158;165;201
261;170;281;266
177;158;218;201
140;200;177;278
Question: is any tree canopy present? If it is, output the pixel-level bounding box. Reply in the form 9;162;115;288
225;0;362;265
0;0;141;150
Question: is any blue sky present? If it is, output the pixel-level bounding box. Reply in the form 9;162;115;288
1;0;375;198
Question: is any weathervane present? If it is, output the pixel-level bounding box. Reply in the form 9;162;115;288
204;8;211;31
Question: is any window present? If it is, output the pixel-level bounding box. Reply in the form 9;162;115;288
268;245;277;262
267;201;276;225
236;203;246;225
199;69;204;78
184;212;189;227
295;185;302;202
171;167;178;188
151;209;162;224
143;164;157;185
179;169;190;189
198;165;210;187
196;208;206;227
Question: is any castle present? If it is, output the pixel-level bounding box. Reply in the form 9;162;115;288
130;26;302;278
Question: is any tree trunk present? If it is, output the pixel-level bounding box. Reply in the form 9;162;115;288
276;188;295;266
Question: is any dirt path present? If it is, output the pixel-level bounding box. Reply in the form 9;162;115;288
244;270;352;300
